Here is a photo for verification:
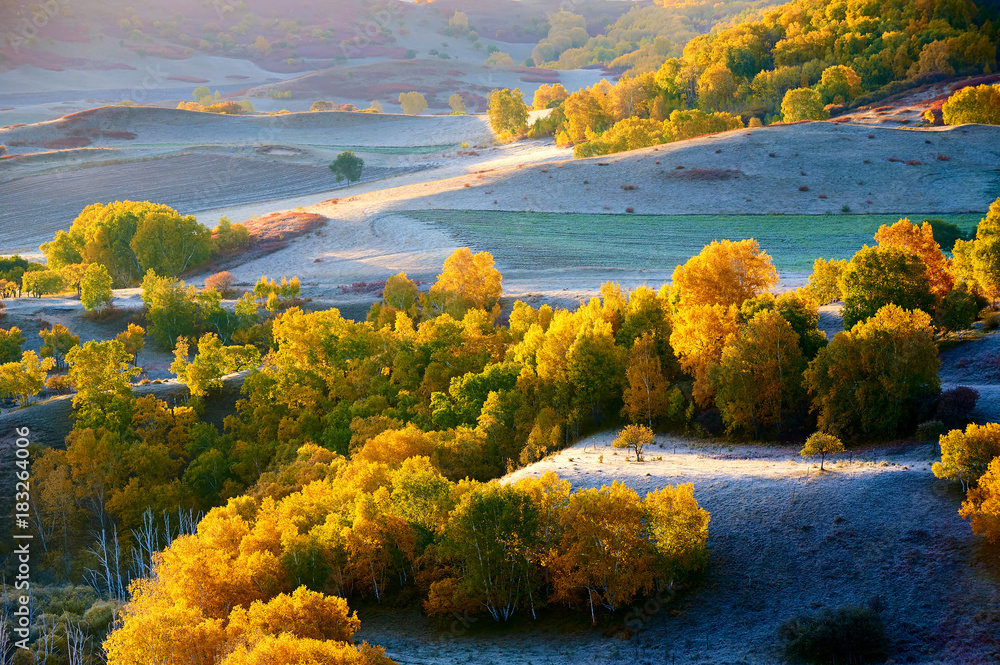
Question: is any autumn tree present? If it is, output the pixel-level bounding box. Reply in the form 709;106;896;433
434;482;540;621
874;218;954;296
80;263;113;312
549;482;656;623
60;262;88;295
819;65;861;104
711;310;806;438
839;245;936;329
670;239;778;309
205;271;237;297
0;326;25;363
533;83;569;110
670;303;739;406
696;62;737;110
329;151;365;184
805;257;848;304
960;456;1000;545
116;323;146;366
130;211;212;277
804;305;939;438
942;84;1000;125
487;88;529;138
612;424;654;462
933;422;1000;491
39;324;80;371
643;483;710;583
66;340;140;432
0;351;54;406
937;281;979;339
971;198;1000;302
427;248;502;317
22;269;64;297
398;91;428;115
448;93;466;114
781;88;829;122
621;333;668;426
800;432;844;471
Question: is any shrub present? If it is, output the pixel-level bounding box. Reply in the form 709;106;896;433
205;271;237;297
779;606;886;664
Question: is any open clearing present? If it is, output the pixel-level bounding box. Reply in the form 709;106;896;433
356;430;1000;665
409;210;981;273
0;153;420;253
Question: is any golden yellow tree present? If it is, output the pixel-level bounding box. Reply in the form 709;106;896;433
669;303;739;405
933;423;1000;491
621;333;669;426
671;239;778;308
612;424;655;461
960;456;1000;545
549;482;655;624
428;248;503;317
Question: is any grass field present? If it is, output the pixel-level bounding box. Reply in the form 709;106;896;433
408;210;982;273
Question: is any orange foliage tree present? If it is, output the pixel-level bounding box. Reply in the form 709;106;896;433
874;218;954;296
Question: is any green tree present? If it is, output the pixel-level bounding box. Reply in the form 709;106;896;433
839;245;936;329
818;65;861;104
937;281;979;339
436;482;540;622
804;305;940;438
923;218;966;252
487;88;529;138
130;211;212;277
781;88;829;122
448;93;466;114
210;218;250;257
329;151;365;184
80;263;113;312
800;432;844;471
39;324;80;371
141;271;199;349
22;270;64;297
398;91;428;115
66;340;140;432
171;333;261;401
711;309;806;438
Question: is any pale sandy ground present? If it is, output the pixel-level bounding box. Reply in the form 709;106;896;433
211;121;999;301
355;430;1000;665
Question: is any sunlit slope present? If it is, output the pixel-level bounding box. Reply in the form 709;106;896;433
347;122;1000;216
0;105;494;151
